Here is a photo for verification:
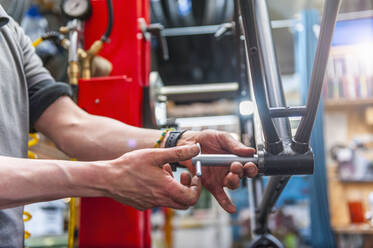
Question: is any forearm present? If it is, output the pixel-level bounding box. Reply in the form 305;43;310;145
0;156;108;209
56;114;162;160
35;97;163;161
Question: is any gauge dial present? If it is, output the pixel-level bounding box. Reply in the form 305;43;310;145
61;0;92;20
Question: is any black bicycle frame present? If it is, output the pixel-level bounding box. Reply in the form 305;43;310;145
236;0;342;242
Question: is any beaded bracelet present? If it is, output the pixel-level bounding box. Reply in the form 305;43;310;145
154;128;175;148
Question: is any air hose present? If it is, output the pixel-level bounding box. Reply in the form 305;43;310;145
100;0;113;42
80;0;114;79
32;31;69;49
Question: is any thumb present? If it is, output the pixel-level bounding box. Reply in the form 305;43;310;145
151;145;200;166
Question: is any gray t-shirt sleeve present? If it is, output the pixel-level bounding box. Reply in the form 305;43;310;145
7;18;72;130
11;19;54;88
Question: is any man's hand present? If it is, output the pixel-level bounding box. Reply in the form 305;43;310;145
176;130;258;213
105;145;202;210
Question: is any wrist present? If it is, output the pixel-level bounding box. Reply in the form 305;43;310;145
69;160;111;197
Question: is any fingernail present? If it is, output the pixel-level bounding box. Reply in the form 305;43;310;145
230;205;236;213
191;176;201;185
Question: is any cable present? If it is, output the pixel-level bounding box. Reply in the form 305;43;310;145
101;0;114;42
32;31;66;48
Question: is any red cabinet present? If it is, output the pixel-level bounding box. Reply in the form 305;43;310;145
77;0;151;247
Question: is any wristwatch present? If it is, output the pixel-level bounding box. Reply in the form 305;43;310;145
165;130;187;171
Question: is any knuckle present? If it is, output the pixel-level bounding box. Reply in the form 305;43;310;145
174;147;185;161
216;130;226;139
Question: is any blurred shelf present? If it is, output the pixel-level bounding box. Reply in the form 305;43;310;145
324;98;373;110
334;224;373;235
339;179;373;184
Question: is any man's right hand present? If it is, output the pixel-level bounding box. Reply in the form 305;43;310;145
104;144;202;210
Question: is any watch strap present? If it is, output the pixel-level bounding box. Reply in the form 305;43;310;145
165;130;187;171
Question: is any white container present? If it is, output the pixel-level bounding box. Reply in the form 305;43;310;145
24;200;66;237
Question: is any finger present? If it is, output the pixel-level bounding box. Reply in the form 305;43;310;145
168;176;201;206
230;162;244;178
210;187;236;213
151;145;200;166
223;172;241;189
165;200;189;210
218;132;255;156
180;172;192;186
244;162;258;177
154;196;189;210
162;164;174;177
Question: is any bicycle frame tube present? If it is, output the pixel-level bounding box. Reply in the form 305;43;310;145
254;0;292;140
293;0;342;153
234;2;250;98
237;0;283;154
239;0;294;235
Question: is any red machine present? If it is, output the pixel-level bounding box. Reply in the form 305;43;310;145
77;0;151;247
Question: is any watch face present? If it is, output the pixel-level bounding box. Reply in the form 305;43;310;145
62;0;90;19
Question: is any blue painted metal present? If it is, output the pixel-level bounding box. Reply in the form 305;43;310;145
294;10;336;248
275;176;310;206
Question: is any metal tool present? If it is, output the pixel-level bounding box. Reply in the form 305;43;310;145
191;149;314;176
195;143;202;177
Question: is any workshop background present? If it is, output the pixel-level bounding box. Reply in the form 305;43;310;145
1;0;373;247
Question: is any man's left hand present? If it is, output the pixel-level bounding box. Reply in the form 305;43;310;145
175;130;258;213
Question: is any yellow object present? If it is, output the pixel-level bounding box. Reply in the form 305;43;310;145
154;128;175;148
28;133;39;147
23;211;32;222
28;133;39;159
67;158;78;248
164;208;173;248
32;38;43;48
23;211;32;240
27;151;37;159
78;40;104;80
68;198;76;248
24;133;40;240
67;61;80;85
